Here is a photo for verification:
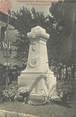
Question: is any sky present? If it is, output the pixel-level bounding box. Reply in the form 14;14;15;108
0;0;59;15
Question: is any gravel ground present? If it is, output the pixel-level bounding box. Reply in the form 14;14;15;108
0;96;76;117
0;81;76;117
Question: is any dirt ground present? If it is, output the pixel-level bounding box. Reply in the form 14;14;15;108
0;95;76;117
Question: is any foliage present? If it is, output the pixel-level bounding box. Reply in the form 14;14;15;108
12;7;49;64
12;1;74;65
2;83;18;101
48;1;73;64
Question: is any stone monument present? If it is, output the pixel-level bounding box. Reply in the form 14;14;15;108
18;26;57;98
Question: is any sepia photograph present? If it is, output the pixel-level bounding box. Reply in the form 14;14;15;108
0;0;76;117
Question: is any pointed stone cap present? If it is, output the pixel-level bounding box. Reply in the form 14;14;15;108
27;26;49;40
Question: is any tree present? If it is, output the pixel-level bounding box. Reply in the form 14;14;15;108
48;1;74;65
12;1;76;65
63;0;76;64
12;7;48;64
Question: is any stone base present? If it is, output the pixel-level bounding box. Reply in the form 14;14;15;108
18;69;58;98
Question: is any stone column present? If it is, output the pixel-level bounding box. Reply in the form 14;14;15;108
18;26;57;97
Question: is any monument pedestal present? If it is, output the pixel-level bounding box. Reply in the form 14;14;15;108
18;26;57;98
